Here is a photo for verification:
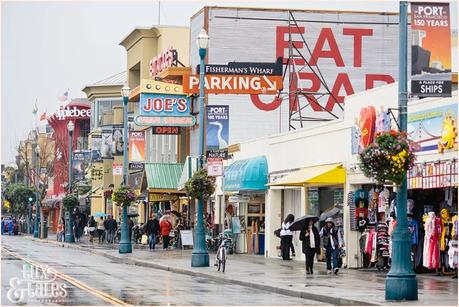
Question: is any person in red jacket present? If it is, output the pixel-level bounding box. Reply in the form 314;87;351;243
160;217;173;249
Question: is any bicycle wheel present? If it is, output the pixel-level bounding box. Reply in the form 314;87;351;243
222;248;226;273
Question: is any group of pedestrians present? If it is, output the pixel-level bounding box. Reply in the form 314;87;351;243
280;215;344;275
144;214;173;250
1;217;19;236
87;215;118;244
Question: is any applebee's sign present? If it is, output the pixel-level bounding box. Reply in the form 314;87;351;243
55;106;91;120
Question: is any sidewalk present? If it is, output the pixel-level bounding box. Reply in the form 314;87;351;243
24;235;457;306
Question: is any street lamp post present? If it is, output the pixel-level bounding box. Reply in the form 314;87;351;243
385;1;418;300
34;146;41;238
191;28;210;267
65;121;75;243
28;132;40;238
119;84;132;254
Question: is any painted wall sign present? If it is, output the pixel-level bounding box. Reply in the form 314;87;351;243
407;104;457;152
55;106;91;120
149;47;178;77
152;126;181;135
140;79;184;95
411;2;452;97
206;105;229;160
183;74;283;94
134;115;196;127
140;93;191;117
198;57;283;76
128;131;145;162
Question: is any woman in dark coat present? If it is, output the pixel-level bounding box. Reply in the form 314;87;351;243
300;219;320;275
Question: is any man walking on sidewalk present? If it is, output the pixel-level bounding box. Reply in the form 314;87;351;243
145;214;160;250
320;217;343;275
105;215;117;244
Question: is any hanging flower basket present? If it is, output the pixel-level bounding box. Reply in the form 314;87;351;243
62;194;79;210
112;186;136;206
185;169;215;201
358;130;417;185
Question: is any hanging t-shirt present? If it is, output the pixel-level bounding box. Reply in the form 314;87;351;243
408;218;418;245
354;189;369;209
378;188;390;213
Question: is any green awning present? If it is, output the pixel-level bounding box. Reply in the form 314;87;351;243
145;163;184;191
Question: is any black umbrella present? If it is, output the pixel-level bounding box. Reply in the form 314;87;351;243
127;213;139;218
171;210;182;217
288;215;319;231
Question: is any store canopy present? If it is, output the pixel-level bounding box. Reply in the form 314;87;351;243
145;163;184;192
224;156;268;192
177;156;199;191
268;163;345;187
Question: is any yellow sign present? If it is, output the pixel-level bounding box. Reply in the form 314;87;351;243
148;193;179;202
140;79;184;95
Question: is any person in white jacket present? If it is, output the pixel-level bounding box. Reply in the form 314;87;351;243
280;214;295;260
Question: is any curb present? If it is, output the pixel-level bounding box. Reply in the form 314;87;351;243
26;236;377;306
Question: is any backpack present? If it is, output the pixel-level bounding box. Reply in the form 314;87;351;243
274;228;281;238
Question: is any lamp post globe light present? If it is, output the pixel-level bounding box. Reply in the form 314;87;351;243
33;144;40;238
191;28;210;267
385;1;418;301
65;120;75;243
119;84;132;254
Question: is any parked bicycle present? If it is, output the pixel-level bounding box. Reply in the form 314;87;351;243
214;233;233;272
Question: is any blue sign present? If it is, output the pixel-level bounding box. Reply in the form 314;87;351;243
206;105;229;151
140;93;191;117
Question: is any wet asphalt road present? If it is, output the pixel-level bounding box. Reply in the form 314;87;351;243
2;236;326;306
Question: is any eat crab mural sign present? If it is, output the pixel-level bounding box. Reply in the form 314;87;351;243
250;26;396;112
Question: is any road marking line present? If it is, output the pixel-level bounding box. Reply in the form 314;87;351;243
2;247;131;306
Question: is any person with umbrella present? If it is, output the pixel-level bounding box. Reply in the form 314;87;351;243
280;214;295;260
320;217;343;274
300;217;320;275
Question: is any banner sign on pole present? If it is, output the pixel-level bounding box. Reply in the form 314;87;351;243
128;131;145;162
101;129;114;159
91;135;103;162
112;125;124;155
206;105;229;159
72;150;91;181
411;2;452;97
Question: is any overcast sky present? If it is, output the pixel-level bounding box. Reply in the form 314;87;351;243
1;0;457;164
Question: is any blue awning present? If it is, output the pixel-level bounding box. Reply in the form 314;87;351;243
224;156;268;192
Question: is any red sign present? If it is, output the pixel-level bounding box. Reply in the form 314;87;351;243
183;74;283;95
359;106;376;149
152;126;180;135
149;47;177;77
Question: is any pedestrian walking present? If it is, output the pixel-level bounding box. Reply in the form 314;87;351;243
280;214;295;260
97;217;105;244
300;219;320;275
105;215;117;243
74;215;83;242
1;217;5;235
145;214;160;250
160;216;172;249
128;217;134;242
320;217;343;274
57;218;65;242
88;216;96;243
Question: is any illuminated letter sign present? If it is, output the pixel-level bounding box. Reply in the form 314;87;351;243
140;93;191;117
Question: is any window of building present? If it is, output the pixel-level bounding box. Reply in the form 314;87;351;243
93;99;123;128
